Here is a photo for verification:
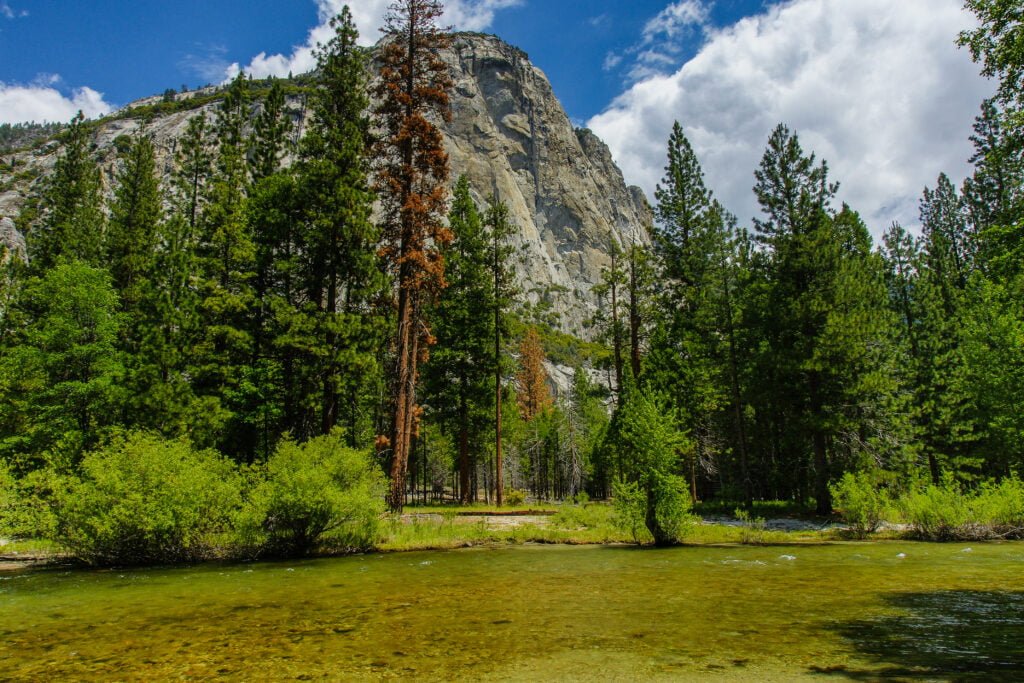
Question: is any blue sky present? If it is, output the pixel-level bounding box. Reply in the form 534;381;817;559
0;0;765;122
0;0;994;230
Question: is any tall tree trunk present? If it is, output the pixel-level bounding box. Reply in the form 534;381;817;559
323;247;338;435
611;248;623;395
722;268;752;507
459;381;471;504
810;372;831;515
628;245;641;379
388;284;414;511
491;248;499;505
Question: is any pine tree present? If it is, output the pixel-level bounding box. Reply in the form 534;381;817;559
646;124;737;501
0;263;124;468
104;133;172;431
752;123;838;513
486;194;516;505
423;177;495;503
30;112;104;270
372;0;453;511
174;113;212;232
516;327;552;421
591;240;627;396
106;135;162;316
297;7;385;444
250;78;292;183
192;72;258;459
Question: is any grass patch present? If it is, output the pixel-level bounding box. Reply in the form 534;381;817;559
694;499;819;519
380;501;838;551
400;501;560;515
0;538;62;558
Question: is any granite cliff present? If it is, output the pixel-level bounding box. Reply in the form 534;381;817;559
0;33;651;339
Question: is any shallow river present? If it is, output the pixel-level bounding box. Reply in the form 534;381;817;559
1;542;1022;681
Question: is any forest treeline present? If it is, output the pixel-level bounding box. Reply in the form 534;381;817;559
1;0;1023;554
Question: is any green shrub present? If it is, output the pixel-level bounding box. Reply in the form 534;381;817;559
612;480;648;543
237;430;386;557
899;477;970;541
504;489;526;506
607;388;694;545
0;465;58;540
55;433;241;565
734;508;767;545
0;462;17;537
896;476;1024;541
969;477;1024;538
551;501;600;529
830;471;888;538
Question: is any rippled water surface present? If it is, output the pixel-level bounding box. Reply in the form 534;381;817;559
1;542;1023;680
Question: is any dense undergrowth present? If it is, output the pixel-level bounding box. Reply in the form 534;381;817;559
831;471;1024;541
2;429;1022;567
0;430;385;566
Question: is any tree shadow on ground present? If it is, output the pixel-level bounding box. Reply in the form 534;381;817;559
811;590;1024;681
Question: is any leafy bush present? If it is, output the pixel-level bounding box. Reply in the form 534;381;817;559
734;508;767;545
899;477;971;541
896;475;1024;541
505;489;526;506
551;500;603;530
0;461;18;537
607;388;694;545
972;477;1024;536
0;465;58;540
612;480;648;543
830;471;889;538
55;433;241;565
237;430;386;557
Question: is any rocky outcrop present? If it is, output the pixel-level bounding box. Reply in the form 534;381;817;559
0;217;25;261
0;33;650;338
441;34;651;335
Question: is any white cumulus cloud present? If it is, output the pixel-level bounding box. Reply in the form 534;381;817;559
588;0;994;232
0;81;113;125
231;0;522;80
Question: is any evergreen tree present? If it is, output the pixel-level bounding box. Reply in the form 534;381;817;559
106;135;161;316
752;124;839;513
486;194;516;505
174;113;212;232
372;0;453;511
192;72;257;459
516;327;552;422
423;177;495;503
646;124;737;500
30;112;104;269
250;78;292;183
0;263;124;469
298;7;385;444
591;240;626;396
915;177;978;479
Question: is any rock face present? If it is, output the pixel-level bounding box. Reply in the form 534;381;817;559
441;34;651;335
0;217;25;261
0;33;650;338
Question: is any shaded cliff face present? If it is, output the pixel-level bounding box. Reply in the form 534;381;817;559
0;33;650;337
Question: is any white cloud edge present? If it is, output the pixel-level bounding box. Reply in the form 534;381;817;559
228;0;523;81
0;82;113;125
588;0;994;233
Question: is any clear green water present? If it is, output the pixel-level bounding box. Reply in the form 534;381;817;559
1;543;1022;681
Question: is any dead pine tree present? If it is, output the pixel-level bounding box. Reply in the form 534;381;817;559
372;0;453;512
